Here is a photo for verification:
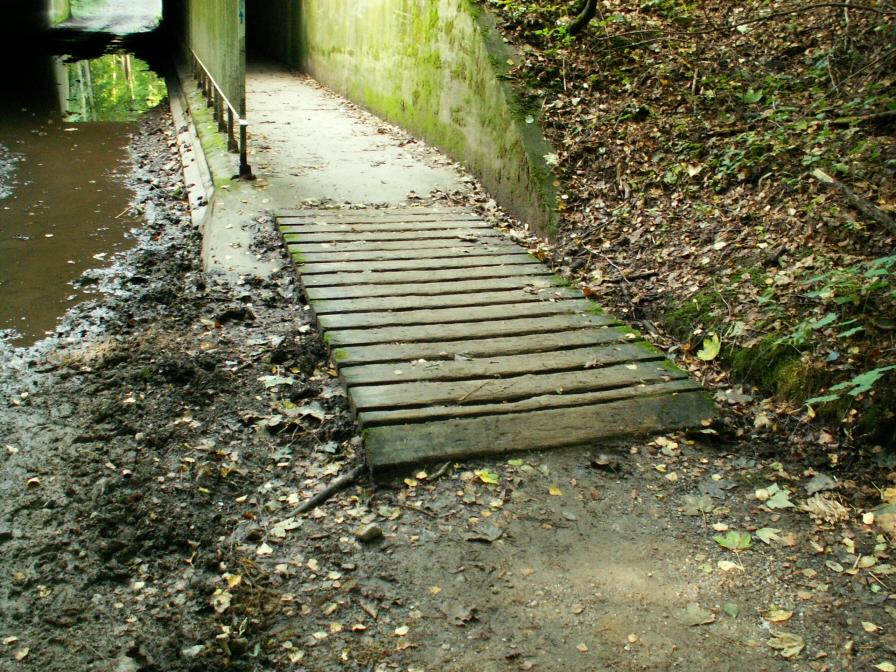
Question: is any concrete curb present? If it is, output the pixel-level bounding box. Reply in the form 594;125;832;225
166;69;214;230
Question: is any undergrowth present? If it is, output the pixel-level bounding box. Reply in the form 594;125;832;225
484;0;896;446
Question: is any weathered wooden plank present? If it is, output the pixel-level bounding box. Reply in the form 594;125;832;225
279;219;490;232
298;244;528;263
365;391;714;471
292;239;511;254
326;313;616;347
319;299;594;330
303;264;547;287
276;207;473;218
332;327;631;365
342;342;656;385
305;276;560;300
283;229;504;243
313;287;582;314
297;253;536;275
349;360;682;411
360;379;702;426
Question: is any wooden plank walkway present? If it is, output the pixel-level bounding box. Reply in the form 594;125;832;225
277;207;714;473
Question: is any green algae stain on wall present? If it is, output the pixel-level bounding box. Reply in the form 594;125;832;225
294;0;558;234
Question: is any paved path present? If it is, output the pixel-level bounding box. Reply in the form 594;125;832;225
196;61;714;473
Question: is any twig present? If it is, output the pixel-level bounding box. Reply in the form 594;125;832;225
606;270;657;283
429;461;452;481
457;379;492;402
811;168;896;236
295;464;365;514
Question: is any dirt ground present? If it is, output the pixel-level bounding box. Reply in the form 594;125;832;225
2;104;896;672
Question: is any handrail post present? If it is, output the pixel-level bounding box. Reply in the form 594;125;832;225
227;109;237;152
238;120;251;179
189;49;252;179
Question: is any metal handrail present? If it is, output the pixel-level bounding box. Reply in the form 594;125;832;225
190;49;252;178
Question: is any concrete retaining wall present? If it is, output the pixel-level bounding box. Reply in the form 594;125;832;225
179;0;246;117
255;0;558;234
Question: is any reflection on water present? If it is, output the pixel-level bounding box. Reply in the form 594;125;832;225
61;53;165;122
0;52;167;346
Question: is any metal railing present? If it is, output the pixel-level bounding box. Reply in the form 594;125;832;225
190;49;252;178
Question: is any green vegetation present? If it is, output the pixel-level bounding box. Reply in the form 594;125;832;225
63;54;166;123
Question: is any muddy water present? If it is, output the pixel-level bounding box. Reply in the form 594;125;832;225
0;52;165;345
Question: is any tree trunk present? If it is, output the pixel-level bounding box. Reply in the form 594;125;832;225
568;0;598;36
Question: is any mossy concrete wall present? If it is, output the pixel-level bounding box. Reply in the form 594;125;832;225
178;0;246;116
286;0;557;234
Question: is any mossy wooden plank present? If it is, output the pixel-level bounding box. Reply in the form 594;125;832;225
298;244;527;263
305;276;559;300
279;218;489;231
360;379;702;426
284;229;504;243
297;253;535;275
333;327;629;365
343;342;657;385
365;391;714;471
319;299;592;330
293;239;511;254
277;207;472;218
313;287;581;314
349;360;681;411
326;313;616;347
302;264;547;287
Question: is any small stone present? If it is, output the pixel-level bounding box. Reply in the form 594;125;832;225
181;645;205;659
355;524;383;543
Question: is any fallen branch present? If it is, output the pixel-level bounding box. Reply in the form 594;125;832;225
607;270;658;283
812;168;896;237
296;464;365;514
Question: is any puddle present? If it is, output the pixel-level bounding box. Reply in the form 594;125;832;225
0;52;166;346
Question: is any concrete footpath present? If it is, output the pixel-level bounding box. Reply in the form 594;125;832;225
174;60;465;280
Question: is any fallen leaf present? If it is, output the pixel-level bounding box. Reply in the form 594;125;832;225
875;663;896;672
14;647;29;661
697;333;721;361
683;494;715;516
465;522;504;543
863;621;880;633
713;530;752;551
755;527;782;545
475;469;499;485
223;573;242;589
548;485;563;496
762;607;793;623
767;488;794;510
682;602;715;626
394;626;410;637
576;643;589;653
210;589;232;613
805;473;837;495
256;542;273;556
803;494;850;524
717;560;742;572
767;632;805;658
723;602;739;618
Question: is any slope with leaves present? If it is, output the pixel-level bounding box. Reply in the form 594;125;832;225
483;0;896;449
